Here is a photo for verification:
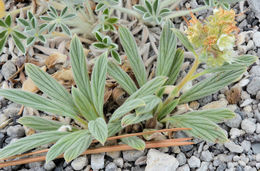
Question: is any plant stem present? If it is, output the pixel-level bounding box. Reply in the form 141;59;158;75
161;0;178;8
109;5;141;19
166;5;210;19
7;6;31;17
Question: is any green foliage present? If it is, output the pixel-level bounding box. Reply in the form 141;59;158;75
92;32;121;64
94;0;119;12
121;136;146;151
134;0;170;24
0;15;26;54
94;9;118;32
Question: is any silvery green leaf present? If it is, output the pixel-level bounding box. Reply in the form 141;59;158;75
164;115;228;143
0;35;7;53
72;87;97;121
136;95;161;115
38;35;46;43
121;113;153;127
25;64;78;115
61;6;68;16
106;17;118;24
46;130;89;163
95;31;103;42
0;19;7;27
111;50;121;64
133;5;147;14
156;20;177;77
88;118;108;145
157;99;179;121
121;136;145;151
26;37;35;46
64;131;92;162
143;12;152;20
110;98;145;122
40;16;54;21
93;42;108;49
18;116;66;132
127;76;167;101
91;52;107;117
108;121;121;136
0;30;7;38
180;69;245;104
31;17;36;29
119;26;147;86
159;8;171;17
145;0;153;14
17;18;30;27
48;23;57;33
12;34;25;54
96;3;105;11
171;28;195;54
166;49;184;85
70;36;92;100
13;30;26;39
62;14;76;20
61;23;71;36
49;6;58;16
153;0;160;14
0;131;69;159
5;15;11;27
107;60;137;95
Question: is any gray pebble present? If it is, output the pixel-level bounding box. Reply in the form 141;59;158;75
113;158;123;168
71;156;88;170
105;163;118;171
123;150;144;162
247;77;260;95
200;150;213;162
44;161;56;171
225;113;242;128
176;164;190;171
241;119;256;134
224;141;243;153
187;156;200;168
91;153;104;170
1;61;16;80
176;152;186;166
6;125;25;138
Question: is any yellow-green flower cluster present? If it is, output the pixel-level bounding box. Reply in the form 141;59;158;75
186;8;239;67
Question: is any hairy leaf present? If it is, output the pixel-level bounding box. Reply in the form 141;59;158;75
157;98;179;121
110;98;145;122
121;113;153;127
0;131;69;159
91;52;107;117
119;26;147;86
156;21;177;77
180;69;245;104
136;95;161;115
88;118;108;145
107;60;137;95
121;136;145;151
108;121;121;137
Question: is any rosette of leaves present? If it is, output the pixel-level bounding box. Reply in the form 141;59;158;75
204;0;242;10
107;20;256;143
92;31;121;64
40;6;76;36
94;9;118;32
0;35;163;161
17;11;47;47
134;0;170;24
0;15;26;54
94;0;119;12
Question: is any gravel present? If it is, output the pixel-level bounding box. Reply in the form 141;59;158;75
224;141;244;153
91;153;105;170
187;156;201;168
122;150;144;162
6;125;25;138
1;61;16;80
247;77;260;95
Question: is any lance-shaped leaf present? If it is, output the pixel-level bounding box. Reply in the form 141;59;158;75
166;49;184;85
70;35;92;100
164;115;228;143
179;108;235;123
157;98;179;121
46;130;90;163
110;98;145;122
64;131;92;162
179;69;245;104
156;20;177;77
88;117;108;145
0;89;75;118
136;95;161;115
18;116;78;132
72;87;98;121
171;28;195;54
0;131;69;159
119;26;147;86
121;136;145;151
127;76;167;101
91;52;107;117
108;121;122;137
107;60;137;95
121;113;153;127
25;64;77;114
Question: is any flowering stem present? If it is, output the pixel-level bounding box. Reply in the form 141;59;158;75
166;5;210;19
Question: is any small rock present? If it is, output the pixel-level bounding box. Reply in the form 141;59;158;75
225;113;242;128
230;128;245;139
135;156;147;165
250;66;260;77
105;163;118;171
241;140;251;152
240;99;253;107
200;150;213;162
145;149;179;171
187;156;201;168
106;151;121;159
252;143;260;154
0;114;8;124
241;119;256;134
176;153;186;166
113;158;123;168
256;123;260;133
91;153;104;170
247;77;260;95
189;101;199;110
44;161;56;171
1;61;16;80
256;91;260;100
71;156;88;171
224;141;243;153
123;150;144;162
176;164;190;171
197;162;209;171
253;32;260;46
256;154;260;162
238;78;250;87
202;98;228;110
6;125;25;138
180;145;193;152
